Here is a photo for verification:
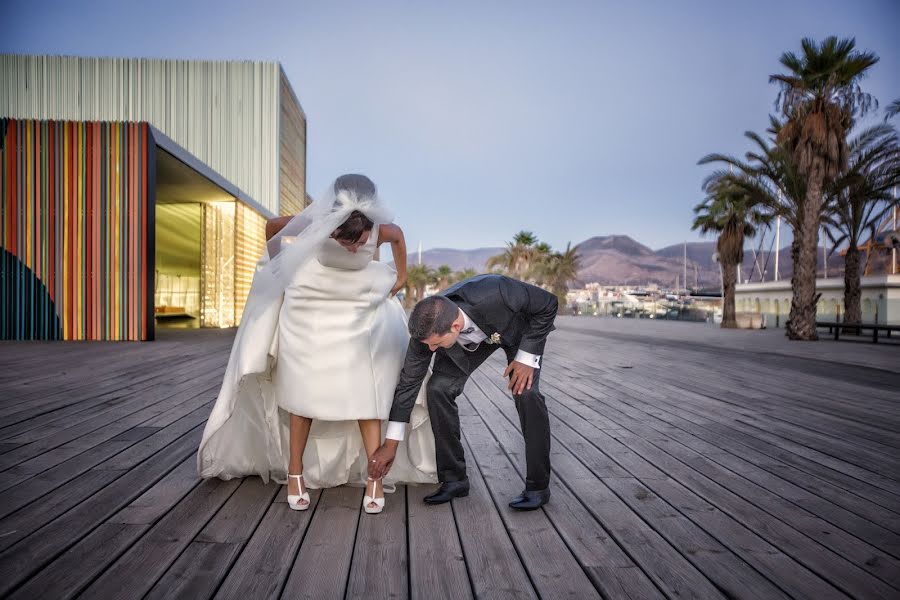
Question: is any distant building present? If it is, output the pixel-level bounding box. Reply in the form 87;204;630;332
1;55;308;340
735;275;900;327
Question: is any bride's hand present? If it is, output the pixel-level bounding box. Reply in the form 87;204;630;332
390;275;407;297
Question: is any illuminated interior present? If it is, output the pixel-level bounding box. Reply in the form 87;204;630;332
155;150;267;329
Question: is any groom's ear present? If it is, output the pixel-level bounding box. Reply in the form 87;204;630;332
449;318;462;334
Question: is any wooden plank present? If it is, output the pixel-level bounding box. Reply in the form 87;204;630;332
558;350;900;498
566;366;900;520
6;455;206;600
0;425;203;596
537;366;899;599
143;477;279;600
0;367;221;473
557;359;900;512
459;412;605;599
0;468;123;553
459;378;663;599
540;393;847;599
587;377;900;545
214;490;321;600
0;350;224;444
75;479;241;599
281;485;361;599
468;371;788;599
345;484;409;599
0;401;213;521
440;428;537;600
0;343;208;424
407;484;473;600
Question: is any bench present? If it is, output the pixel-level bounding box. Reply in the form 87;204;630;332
816;321;900;343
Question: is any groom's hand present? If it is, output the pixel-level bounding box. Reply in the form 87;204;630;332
369;440;399;479
503;360;534;395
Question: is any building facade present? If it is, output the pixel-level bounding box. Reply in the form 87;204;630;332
1;55;308;340
735;275;900;328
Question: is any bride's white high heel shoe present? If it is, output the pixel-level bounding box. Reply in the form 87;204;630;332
364;477;385;514
287;473;310;511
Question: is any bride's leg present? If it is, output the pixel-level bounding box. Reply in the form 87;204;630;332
289;414;313;508
358;419;385;510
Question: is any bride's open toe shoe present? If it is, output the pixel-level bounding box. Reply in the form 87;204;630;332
364;477;385;514
287;473;311;511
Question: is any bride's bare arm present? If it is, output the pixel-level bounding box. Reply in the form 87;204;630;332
265;215;294;241
378;224;407;296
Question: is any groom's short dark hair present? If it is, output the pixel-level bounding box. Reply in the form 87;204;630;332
408;296;458;340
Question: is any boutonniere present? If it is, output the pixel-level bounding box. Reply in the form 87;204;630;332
486;332;501;345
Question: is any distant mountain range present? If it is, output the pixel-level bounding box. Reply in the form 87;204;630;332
408;235;854;288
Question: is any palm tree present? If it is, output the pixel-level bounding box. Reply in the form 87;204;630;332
769;36;879;339
692;176;770;328
824;124;900;326
513;231;538;247
405;264;434;308
699;119;807;297
536;243;581;314
884;98;900;122
435;265;453;290
486;245;517;276
450;268;478;284
487;231;541;280
528;242;554;284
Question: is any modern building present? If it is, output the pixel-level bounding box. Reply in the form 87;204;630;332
1;55;308;340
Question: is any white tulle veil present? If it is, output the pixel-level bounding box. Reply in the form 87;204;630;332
248;182;395;326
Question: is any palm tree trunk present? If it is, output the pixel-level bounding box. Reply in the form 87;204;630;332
553;287;568;315
721;261;738;328
403;284;415;309
842;244;862;327
787;183;821;341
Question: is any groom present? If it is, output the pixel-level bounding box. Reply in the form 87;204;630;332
368;274;558;510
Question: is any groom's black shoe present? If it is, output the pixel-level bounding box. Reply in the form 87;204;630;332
509;488;550;510
424;480;470;505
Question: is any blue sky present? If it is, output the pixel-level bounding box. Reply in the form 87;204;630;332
5;0;898;252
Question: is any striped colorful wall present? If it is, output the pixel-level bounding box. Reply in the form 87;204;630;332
0;118;155;341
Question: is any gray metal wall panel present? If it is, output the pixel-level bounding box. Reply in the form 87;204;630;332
1;55;282;213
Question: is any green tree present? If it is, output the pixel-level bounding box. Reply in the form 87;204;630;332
769;36;879;339
884;98;900;122
699;119;807;302
435;264;453;290
535;243;581;314
450;268;478;284
824;124;900;326
487;231;540;280
404;264;435;308
692;176;770;328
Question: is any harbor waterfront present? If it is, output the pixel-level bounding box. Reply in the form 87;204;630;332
566;274;900;328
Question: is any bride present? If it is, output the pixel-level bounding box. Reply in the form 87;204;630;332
197;174;437;514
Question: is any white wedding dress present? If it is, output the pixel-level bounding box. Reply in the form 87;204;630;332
197;224;437;490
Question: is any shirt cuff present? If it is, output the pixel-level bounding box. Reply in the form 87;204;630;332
385;421;407;441
514;349;541;369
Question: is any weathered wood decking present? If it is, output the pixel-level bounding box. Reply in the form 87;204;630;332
0;320;898;599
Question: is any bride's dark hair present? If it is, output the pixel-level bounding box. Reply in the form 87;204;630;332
332;174;376;243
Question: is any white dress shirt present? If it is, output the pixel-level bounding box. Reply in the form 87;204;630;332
385;309;541;441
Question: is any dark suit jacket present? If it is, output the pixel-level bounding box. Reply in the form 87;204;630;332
389;274;558;423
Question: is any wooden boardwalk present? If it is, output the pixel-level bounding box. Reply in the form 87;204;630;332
0;322;898;599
